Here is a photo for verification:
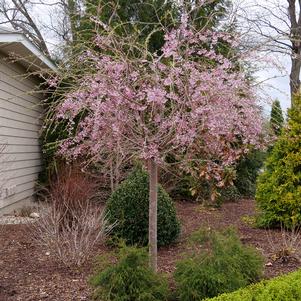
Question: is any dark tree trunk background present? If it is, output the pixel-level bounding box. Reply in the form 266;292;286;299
288;0;301;106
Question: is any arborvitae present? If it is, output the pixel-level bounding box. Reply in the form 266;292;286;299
256;94;301;228
270;99;284;136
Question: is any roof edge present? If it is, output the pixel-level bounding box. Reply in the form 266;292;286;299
0;32;57;72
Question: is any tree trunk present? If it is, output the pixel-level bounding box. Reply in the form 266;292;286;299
290;54;301;105
287;0;301;106
148;159;158;272
67;0;78;44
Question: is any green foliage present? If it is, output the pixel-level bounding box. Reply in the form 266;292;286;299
167;148;265;204
106;167;180;247
241;215;257;228
90;245;169;301
78;0;176;52
216;185;240;205
204;269;301;301
270;99;284;136
170;165;239;206
78;0;231;42
174;227;263;301
256;94;301;228
234;150;266;197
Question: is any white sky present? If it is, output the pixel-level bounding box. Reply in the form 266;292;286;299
234;0;292;115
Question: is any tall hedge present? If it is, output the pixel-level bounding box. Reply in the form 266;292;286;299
256;94;301;228
106;167;180;247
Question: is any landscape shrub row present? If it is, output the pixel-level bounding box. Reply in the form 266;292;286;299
204;269;301;301
90;228;264;301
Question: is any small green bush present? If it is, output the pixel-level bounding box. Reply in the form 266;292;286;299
90;245;169;301
216;185;240;206
106;167;180;246
256;94;301;228
174;228;264;301
234;150;266;198
205;269;301;301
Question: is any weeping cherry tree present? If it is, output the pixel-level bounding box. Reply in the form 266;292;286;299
51;8;264;272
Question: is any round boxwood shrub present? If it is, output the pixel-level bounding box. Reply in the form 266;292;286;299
105;167;180;247
90;245;169;301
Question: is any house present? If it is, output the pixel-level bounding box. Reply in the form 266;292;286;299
0;27;56;215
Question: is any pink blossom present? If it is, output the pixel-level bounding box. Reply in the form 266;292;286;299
54;20;266;180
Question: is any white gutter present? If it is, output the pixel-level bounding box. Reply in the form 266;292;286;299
0;32;57;71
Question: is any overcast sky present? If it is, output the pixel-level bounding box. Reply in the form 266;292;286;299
234;0;292;115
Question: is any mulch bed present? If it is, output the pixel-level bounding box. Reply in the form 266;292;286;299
1;199;300;300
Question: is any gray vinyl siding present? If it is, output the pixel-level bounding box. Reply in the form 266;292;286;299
0;52;43;213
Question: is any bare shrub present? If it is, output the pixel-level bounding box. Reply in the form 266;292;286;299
15;205;36;217
31;165;116;267
49;164;96;227
32;203;115;267
266;225;301;263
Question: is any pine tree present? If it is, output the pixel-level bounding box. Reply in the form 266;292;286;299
77;0;231;52
256;94;301;228
270;99;284;136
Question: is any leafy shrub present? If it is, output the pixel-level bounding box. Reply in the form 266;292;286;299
169;166;241;207
256;94;301;228
216;185;241;206
170;175;240;206
204;269;301;301
106;167;180;246
90;245;169;301
174;227;264;300
170;149;265;203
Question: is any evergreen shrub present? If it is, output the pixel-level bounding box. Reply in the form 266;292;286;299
205;269;301;301
90;245;169;301
174;227;263;300
256;94;301;228
106;167;180;246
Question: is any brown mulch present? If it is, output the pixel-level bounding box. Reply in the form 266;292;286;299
1;199;301;301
